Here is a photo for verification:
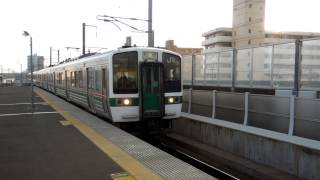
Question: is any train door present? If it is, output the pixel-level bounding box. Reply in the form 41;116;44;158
46;74;48;90
53;72;56;94
86;68;95;111
101;68;109;114
139;62;164;119
65;70;69;99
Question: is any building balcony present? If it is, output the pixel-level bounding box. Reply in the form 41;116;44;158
202;36;233;46
203;47;233;54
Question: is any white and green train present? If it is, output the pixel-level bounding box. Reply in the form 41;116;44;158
34;47;182;124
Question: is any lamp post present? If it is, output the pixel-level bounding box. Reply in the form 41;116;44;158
22;31;34;113
82;23;97;55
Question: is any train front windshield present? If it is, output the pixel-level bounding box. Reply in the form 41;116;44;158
113;51;138;94
163;53;181;92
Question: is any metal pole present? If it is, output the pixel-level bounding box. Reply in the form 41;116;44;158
212;90;216;119
270;45;274;88
50;46;52;66
293;39;302;96
243;92;249;125
217;52;221;86
288;94;295;136
148;0;154;47
30;36;34;113
231;48;237;92
191;54;195;86
250;48;254;88
82;22;86;55
57;50;60;63
188;88;192;114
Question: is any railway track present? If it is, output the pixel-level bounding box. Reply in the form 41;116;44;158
139;133;240;180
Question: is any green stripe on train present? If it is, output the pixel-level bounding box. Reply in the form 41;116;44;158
108;96;182;107
109;98;139;107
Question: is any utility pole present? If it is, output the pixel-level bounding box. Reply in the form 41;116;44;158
82;23;97;55
82;23;86;55
57;50;60;63
148;0;154;47
30;36;34;112
50;47;52;66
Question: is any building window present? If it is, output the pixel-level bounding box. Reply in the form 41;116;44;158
248;40;251;45
248;29;251;33
249;17;251;22
249;4;252;8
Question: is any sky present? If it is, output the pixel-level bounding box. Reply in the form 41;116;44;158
0;0;320;72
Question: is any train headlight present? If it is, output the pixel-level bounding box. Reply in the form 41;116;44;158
168;97;175;103
123;98;131;105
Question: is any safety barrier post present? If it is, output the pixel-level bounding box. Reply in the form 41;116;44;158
243;92;250;125
191;54;195;87
288;94;295;136
212;90;216;119
293;39;302;96
188;88;192;114
231;48;237;92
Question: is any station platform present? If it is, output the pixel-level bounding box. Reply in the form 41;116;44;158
0;86;214;180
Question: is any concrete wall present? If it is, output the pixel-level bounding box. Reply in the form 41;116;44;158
183;89;320;141
172;117;320;180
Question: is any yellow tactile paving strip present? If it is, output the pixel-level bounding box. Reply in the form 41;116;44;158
36;90;163;180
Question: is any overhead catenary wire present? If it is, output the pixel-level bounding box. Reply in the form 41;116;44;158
96;14;148;33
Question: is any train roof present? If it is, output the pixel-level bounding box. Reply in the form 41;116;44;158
34;46;181;74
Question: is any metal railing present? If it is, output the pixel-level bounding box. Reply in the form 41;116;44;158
183;89;320;141
183;38;320;92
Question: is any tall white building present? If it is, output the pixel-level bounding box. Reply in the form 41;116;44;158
203;0;320;52
201;0;320;89
27;54;44;73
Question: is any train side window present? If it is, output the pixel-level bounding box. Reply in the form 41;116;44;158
113;51;138;94
59;72;63;84
74;71;78;87
88;69;95;89
70;72;74;87
58;73;60;84
102;68;106;90
95;70;102;91
78;71;83;88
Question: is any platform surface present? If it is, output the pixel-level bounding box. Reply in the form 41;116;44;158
0;86;214;180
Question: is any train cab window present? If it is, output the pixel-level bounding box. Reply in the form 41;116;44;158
113;51;138;94
163;53;181;92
